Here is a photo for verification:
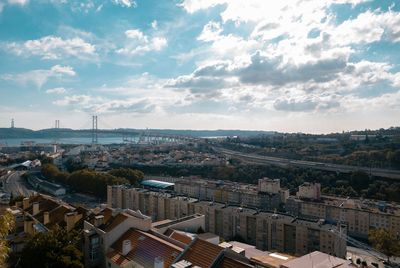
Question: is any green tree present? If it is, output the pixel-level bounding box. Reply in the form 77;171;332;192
108;168;144;186
369;229;400;259
19;226;83;268
0;211;15;266
350;171;370;190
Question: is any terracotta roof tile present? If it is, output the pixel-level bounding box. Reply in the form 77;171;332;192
177;238;223;268
220;257;254;268
109;229;183;268
169;231;192;245
107;251;130;266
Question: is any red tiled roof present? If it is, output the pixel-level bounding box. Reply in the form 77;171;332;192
220;257;254;268
169;231;192;245
109;229;183;268
107;251;130;266
177;238;223;268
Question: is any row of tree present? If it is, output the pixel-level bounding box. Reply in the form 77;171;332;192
41;164;144;198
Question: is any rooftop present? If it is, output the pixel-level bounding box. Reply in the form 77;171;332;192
175;238;223;268
108;228;183;268
281;251;353;268
141;179;175;189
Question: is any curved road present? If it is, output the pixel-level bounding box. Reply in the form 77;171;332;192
1;171;33;197
216;147;400;180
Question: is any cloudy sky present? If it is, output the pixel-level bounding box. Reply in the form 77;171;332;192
0;0;399;133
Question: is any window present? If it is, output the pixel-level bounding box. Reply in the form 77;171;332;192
89;236;100;261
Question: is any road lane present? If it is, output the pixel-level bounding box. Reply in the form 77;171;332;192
1;171;33;197
216;147;400;180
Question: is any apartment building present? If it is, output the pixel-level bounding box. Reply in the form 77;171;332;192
108;186;347;258
193;202;347;258
174;177;287;210
286;193;400;239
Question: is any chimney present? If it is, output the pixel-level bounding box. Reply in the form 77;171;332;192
65;212;77;231
154;256;164;268
94;215;104;227
23;198;30;210
122;240;131;256
44;212;50;225
32;202;39;216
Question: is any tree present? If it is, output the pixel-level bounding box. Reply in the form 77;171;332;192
108;168;144;186
19;226;83;268
350;171;370;190
0;211;15;266
369;229;400;259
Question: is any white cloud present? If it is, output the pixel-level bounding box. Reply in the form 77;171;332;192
330;10;400;45
197;21;222;42
51;65;76;76
173;0;400;121
53;94;157;114
6;36;96;60
151;20;158;29
117;28;167;55
113;0;137;8
125;29;147;41
1;65;76;88
46;87;67;94
7;0;29;6
179;0;226;13
53;94;92;106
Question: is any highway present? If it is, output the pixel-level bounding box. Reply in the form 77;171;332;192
1;171;34;197
215;147;400;180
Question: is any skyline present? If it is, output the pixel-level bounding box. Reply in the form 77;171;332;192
1;0;400;133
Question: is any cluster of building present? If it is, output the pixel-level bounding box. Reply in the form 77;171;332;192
286;189;400;239
107;176;400;261
27;174;66;196
107;181;348;259
0;142;57;154
6;193;354;268
6;194;86;252
136;176;400;241
174;177;288;210
63;144;228;171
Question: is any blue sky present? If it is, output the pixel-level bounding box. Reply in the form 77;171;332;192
0;0;399;133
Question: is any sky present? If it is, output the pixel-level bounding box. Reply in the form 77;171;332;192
0;0;399;133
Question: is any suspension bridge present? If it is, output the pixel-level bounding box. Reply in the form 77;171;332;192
46;115;200;145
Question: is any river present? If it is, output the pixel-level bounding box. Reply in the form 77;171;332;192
0;137;134;146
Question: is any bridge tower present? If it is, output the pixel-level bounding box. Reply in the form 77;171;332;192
11;118;14;128
92;115;98;144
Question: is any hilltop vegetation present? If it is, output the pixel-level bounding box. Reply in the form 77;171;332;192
221;127;400;169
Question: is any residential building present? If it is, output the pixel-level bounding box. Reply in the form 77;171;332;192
286;194;400;239
297;182;321;200
83;208;152;267
108;186;347;258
